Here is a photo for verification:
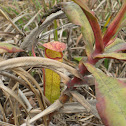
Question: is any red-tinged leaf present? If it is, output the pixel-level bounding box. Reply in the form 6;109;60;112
0;43;23;53
73;0;104;54
84;62;126;126
105;38;126;53
42;41;66;52
61;2;94;58
115;18;126;36
94;52;126;60
103;2;126;46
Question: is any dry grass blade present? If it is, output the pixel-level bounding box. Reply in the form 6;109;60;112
19;89;33;112
0;57;82;79
56;71;70;83
3;82;19;109
21;100;63;126
4;13;30;32
13;70;44;109
94;0;106;11
0;102;6;121
38;23;77;41
21;10;65;51
13;100;19;126
0;8;23;35
13;68;48;125
30;100;97;114
0;0;124;125
0;31;16;37
0;84;28;114
23;9;42;29
70;91;99;119
0;120;16;126
13;68;45;99
59;100;97;114
0;71;29;88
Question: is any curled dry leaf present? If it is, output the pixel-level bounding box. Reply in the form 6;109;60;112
0;57;82;79
0;102;6;121
0;121;16;126
21;100;63;126
70;91;99;118
0;31;16;37
13;68;47;125
0;84;28;114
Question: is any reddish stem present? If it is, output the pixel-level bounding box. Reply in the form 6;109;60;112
66;56;99;88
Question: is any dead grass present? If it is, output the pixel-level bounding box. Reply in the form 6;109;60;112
0;0;125;126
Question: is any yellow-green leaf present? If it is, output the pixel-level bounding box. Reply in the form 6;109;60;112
44;69;61;103
73;0;104;53
61;2;94;57
94;52;126;60
105;38;126;53
84;62;126;126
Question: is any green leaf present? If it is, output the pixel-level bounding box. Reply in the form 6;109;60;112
54;20;58;41
84;62;126;126
105;38;126;53
94;52;126;60
73;56;83;62
0;43;23;54
104;59;110;69
61;2;94;57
